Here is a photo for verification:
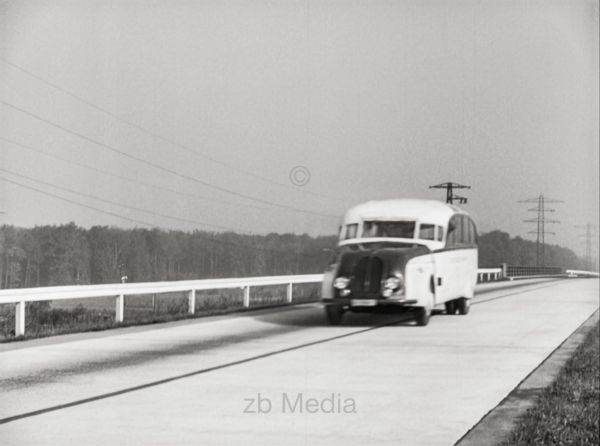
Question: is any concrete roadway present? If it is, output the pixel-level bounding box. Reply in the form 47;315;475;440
0;278;597;445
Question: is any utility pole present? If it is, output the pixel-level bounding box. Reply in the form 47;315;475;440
575;223;598;271
519;194;563;267
429;182;471;204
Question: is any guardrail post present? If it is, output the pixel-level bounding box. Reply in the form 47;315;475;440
286;283;293;303
116;294;124;323
188;289;196;314
15;301;25;336
243;286;250;308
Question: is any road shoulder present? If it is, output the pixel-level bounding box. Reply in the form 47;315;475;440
455;307;599;446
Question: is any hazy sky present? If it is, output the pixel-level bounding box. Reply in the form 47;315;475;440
0;0;598;256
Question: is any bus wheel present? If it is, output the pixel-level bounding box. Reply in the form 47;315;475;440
325;305;344;325
415;306;431;326
445;301;457;315
457;298;470;315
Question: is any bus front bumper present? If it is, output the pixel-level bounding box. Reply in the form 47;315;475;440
321;297;419;307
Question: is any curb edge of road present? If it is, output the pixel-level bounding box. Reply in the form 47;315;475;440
455;307;600;446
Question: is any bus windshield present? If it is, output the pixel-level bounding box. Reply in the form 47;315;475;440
362;221;416;238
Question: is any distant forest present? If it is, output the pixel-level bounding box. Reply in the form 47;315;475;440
0;223;585;289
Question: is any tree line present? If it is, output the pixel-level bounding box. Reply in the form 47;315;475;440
0;223;585;289
0;223;337;288
476;230;583;269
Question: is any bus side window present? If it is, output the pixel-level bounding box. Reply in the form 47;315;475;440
419;223;435;240
345;224;358;239
446;215;476;247
446;217;458;247
471;219;478;244
468;218;478;244
465;217;473;245
459;215;467;245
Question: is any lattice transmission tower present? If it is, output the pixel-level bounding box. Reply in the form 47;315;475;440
575;223;598;271
519;194;563;267
429;182;471;204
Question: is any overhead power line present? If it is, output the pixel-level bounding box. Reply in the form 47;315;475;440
0;136;318;216
0;175;331;259
0;57;342;202
0;167;241;232
1;175;155;228
0;99;338;219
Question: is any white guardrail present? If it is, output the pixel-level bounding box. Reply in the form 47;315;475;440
565;269;600;278
2;267;596;337
476;268;502;282
0;274;323;336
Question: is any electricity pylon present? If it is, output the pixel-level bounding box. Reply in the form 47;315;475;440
575;223;598;271
429;182;470;204
519;194;563;267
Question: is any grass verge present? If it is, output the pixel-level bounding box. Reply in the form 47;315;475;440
502;321;599;446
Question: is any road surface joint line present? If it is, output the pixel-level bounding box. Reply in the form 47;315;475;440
0;318;407;425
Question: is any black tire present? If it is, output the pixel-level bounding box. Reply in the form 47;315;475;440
445;301;457;315
325;305;344;325
415;307;430;326
457;297;470;315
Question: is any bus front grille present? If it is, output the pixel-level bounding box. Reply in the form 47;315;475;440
352;256;383;297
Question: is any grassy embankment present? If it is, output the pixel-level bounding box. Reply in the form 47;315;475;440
502;321;599;446
0;284;319;342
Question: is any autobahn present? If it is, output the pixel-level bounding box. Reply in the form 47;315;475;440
0;277;598;445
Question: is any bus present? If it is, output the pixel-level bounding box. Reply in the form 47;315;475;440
321;199;478;326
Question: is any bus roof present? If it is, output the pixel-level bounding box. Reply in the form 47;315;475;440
342;199;466;226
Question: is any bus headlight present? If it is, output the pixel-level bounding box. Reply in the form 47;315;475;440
383;276;403;290
333;277;350;289
382;275;404;297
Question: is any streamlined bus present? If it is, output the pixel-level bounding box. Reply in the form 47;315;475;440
321;199;478;326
